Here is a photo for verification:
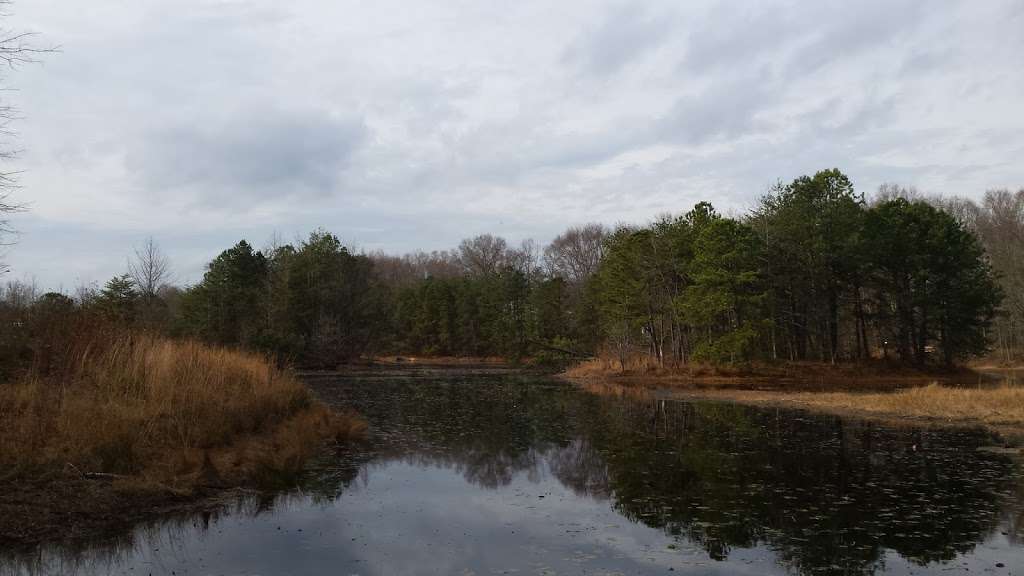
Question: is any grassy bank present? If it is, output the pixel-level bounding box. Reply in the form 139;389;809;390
0;329;365;546
565;356;983;390
566;357;1024;439
780;383;1024;426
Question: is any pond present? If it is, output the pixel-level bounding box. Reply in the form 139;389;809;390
4;368;1023;575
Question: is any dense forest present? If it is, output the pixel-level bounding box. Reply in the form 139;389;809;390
2;169;1021;369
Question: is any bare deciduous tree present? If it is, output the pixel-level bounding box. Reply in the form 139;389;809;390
543;223;608;284
369;249;463;287
0;276;36;308
458;234;509;276
872;183;923;205
0;3;53;272
128;237;171;298
507;239;541;280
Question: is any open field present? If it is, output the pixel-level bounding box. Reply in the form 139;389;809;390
0;331;365;546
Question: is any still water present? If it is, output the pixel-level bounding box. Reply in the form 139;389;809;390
4;368;1023;575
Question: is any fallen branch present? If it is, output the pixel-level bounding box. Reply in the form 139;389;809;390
64;462;126;481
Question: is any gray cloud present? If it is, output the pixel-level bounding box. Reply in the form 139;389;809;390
783;1;930;76
126;110;367;203
680;4;801;74
562;4;674;76
2;0;1022;289
658;70;777;145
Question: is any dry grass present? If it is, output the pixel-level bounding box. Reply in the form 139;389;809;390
568;357;1024;436
0;330;364;485
564;354;976;390
566;353;1024;436
0;328;367;545
794;383;1024;426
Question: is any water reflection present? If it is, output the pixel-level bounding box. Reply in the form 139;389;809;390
320;372;1023;572
3;369;1022;575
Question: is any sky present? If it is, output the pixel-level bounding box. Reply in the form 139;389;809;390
3;0;1024;290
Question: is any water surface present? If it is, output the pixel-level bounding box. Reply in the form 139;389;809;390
4;368;1023;575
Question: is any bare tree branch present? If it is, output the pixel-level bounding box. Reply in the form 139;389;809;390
543;223;608;284
0;2;55;272
128;237;171;298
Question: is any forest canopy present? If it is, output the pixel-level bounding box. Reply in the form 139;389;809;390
2;169;1015;369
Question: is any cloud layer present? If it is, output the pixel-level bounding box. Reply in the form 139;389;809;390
6;0;1024;288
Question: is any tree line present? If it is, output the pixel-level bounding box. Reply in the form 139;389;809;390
3;168;1020;369
596;170;1000;367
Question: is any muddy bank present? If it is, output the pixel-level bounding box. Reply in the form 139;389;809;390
0;407;364;549
0;477;252;552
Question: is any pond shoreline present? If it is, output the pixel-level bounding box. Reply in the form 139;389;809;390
5;367;1023;575
0;406;364;550
6;364;1019;552
563;369;1024;445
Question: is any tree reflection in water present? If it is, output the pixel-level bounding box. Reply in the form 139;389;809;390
317;370;1023;574
4;369;1022;576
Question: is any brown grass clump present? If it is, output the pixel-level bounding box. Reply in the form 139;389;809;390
566;355;1024;436
570;357;1024;436
564;354;977;391
0;332;363;479
0;328;366;545
796;383;1024;426
0;328;365;491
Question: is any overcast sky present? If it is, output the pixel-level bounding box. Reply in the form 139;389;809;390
4;0;1024;290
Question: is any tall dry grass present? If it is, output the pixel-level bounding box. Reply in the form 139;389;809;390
565;354;1024;431
564;354;969;385
0;329;364;486
800;383;1024;425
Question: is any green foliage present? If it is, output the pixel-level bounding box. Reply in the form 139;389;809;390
284;230;379;367
678;218;766;364
864;198;1000;365
388;267;532;359
95;275;139;323
586;169;1000;367
176;233;380;367
754;168;865;362
594;220;687;363
179;240;267;346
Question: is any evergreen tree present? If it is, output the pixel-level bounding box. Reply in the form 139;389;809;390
95;274;139;324
179;240;267;345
